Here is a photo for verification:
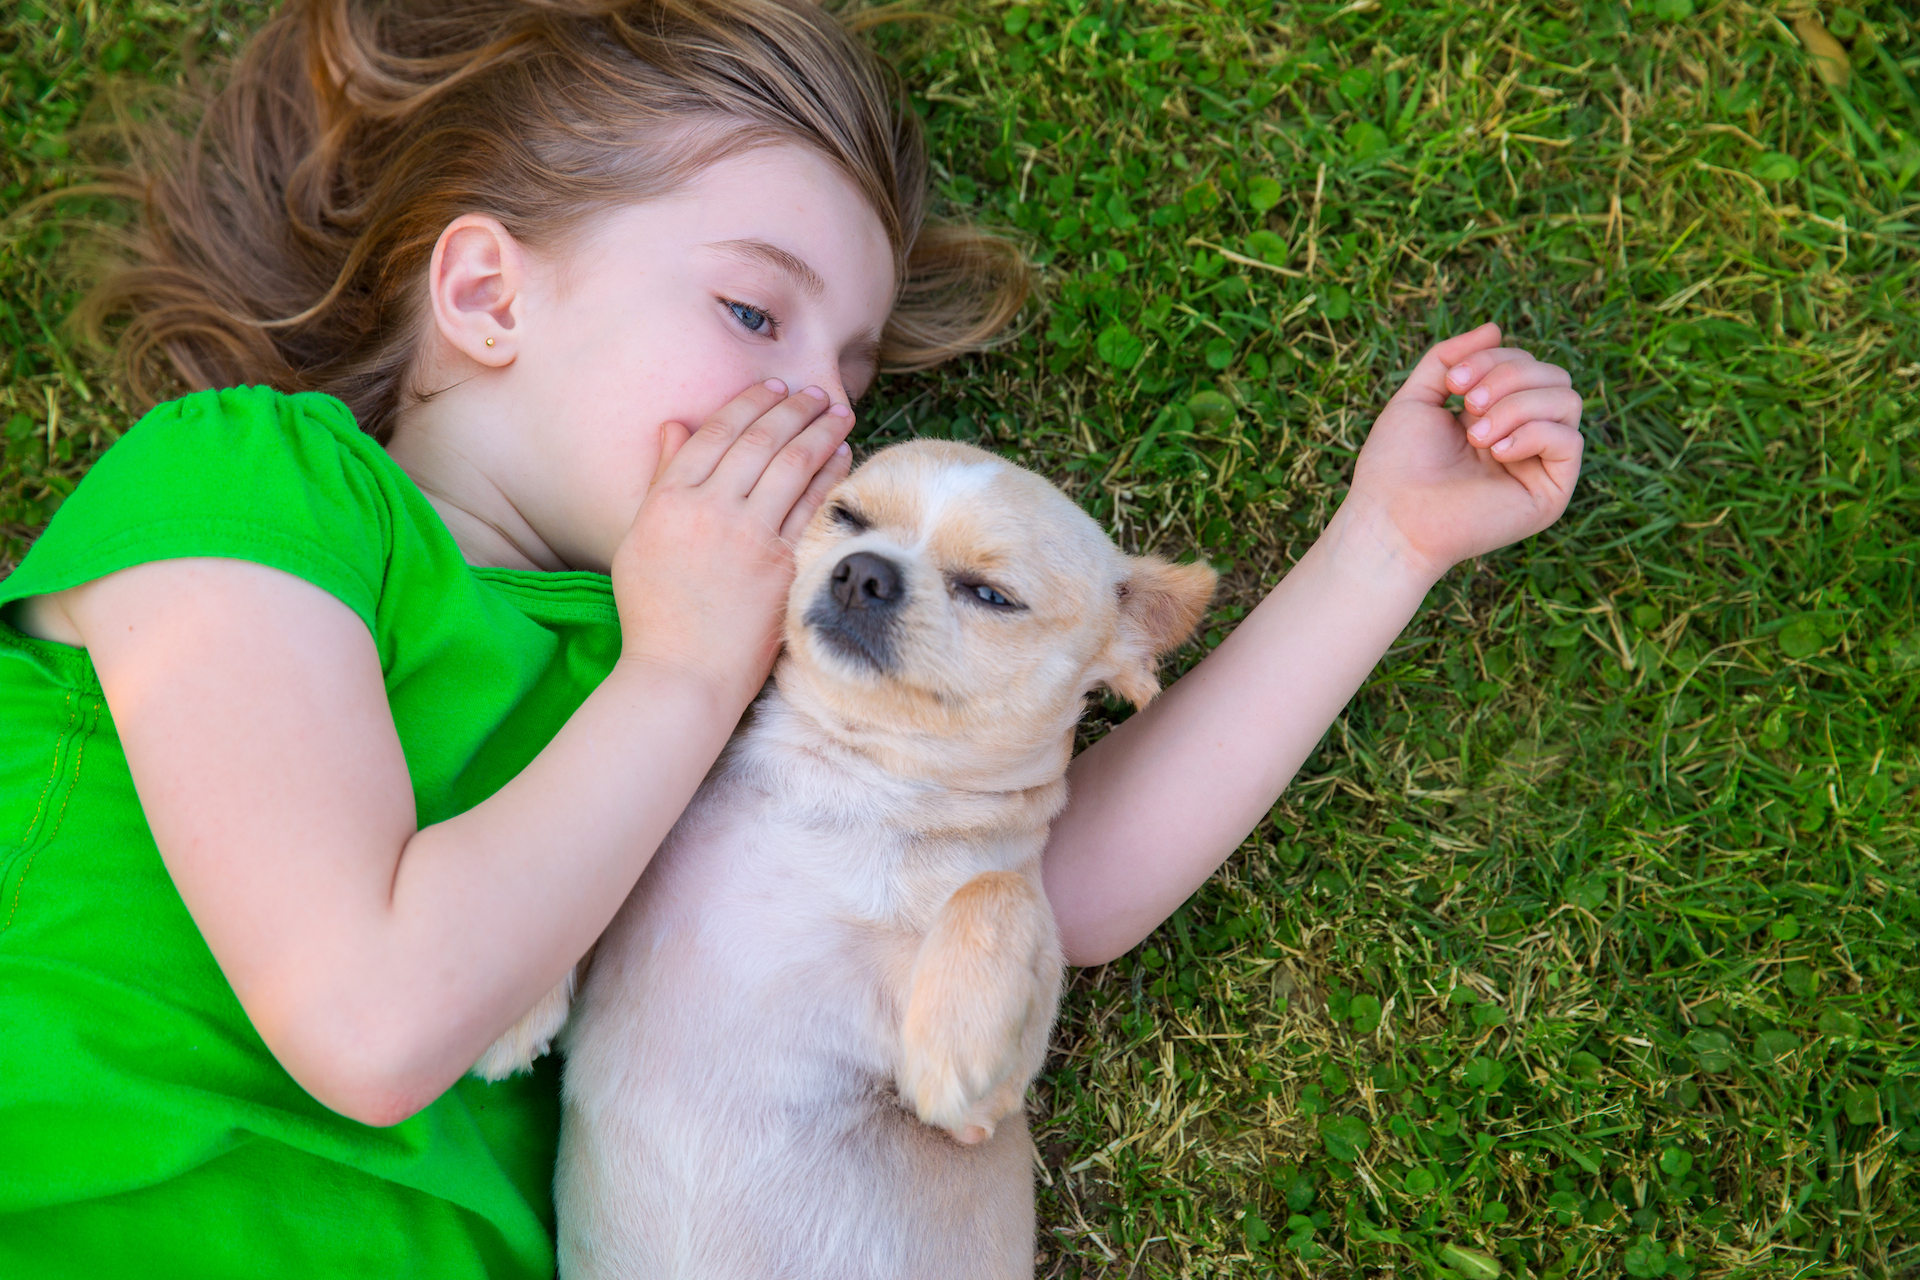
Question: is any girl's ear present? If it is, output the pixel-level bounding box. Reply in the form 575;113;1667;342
427;214;528;368
1099;555;1218;708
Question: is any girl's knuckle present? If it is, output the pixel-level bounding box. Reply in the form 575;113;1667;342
774;442;819;473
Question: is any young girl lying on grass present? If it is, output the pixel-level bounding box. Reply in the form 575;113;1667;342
0;0;1584;1272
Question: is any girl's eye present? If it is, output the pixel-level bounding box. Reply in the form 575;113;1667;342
724;299;777;336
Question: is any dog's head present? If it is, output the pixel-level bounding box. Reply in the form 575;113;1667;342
777;440;1217;787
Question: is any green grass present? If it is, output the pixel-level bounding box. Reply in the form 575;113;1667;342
6;0;1919;1276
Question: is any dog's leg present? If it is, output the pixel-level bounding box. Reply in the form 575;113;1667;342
899;871;1062;1143
471;965;578;1082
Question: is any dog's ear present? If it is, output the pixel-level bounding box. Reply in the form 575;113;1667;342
1099;555;1218;708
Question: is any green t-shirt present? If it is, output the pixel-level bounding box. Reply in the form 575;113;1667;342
0;386;623;1278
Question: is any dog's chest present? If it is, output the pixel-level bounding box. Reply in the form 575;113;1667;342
675;724;1047;918
589;735;1048;1068
660;768;1037;953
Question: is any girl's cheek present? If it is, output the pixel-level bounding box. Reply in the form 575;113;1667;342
622;419;675;488
651;365;749;432
622;331;775;440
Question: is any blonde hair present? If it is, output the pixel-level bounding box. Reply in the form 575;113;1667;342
83;0;1028;439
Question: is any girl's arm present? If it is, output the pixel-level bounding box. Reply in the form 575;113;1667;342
1044;325;1586;965
39;383;850;1127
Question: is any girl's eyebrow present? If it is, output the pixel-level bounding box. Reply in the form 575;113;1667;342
704;238;825;298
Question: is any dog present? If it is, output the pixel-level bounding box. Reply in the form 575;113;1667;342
478;439;1215;1279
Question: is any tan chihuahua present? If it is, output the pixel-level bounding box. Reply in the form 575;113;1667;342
480;440;1214;1279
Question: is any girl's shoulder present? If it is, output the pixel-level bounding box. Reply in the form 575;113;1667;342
1;386;456;634
108;384;398;500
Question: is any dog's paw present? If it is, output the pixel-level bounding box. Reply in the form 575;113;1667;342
471;968;576;1082
899;871;1061;1139
902;1045;1013;1140
906;1053;1036;1144
949;1122;992;1146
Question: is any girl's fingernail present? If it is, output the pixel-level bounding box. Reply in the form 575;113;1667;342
1470;426;1488;442
828;403;852;418
1467;388;1490;410
764;378;788;393
803;385;828;401
1450;364;1474;386
835;442;850;456
1493;437;1512;453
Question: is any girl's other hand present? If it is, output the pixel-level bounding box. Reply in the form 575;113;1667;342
1346;322;1584;581
1044;324;1580;964
612;380;854;708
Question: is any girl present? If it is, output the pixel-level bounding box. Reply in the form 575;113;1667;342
0;0;1584;1274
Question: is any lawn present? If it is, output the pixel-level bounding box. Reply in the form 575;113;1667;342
4;0;1918;1276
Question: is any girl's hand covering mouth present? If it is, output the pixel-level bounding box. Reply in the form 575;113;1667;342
612;379;855;708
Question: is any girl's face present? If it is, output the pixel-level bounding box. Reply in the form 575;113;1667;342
398;144;898;573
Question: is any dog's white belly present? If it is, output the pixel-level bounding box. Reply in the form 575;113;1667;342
557;769;1039;1280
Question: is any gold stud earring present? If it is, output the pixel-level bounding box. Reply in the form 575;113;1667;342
485;337;495;347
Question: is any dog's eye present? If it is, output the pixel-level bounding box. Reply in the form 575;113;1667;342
955;579;1022;610
830;503;869;532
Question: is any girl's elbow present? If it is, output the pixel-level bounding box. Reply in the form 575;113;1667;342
260;1009;451;1128
1057;920;1134;968
309;1072;439;1129
1063;940;1129;968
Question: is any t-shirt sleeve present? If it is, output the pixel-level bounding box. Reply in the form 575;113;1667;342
0;387;400;634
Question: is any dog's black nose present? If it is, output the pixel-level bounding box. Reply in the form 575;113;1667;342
830;552;903;611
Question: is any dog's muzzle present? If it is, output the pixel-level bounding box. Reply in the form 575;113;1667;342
804;551;905;672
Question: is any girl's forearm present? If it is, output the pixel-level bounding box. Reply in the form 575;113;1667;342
61;557;750;1126
1042;498;1441;966
348;658;739;1111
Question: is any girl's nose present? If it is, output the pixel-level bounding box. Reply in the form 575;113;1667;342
780;361;852;412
